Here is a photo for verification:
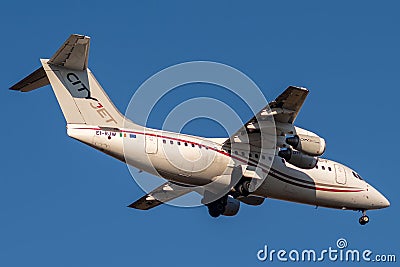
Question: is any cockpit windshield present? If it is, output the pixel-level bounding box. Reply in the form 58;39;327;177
352;171;364;180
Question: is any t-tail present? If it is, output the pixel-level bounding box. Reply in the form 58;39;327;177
10;34;131;131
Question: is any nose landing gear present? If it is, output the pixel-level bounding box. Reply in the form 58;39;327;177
359;210;369;225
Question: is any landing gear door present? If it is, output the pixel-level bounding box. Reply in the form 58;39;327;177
334;164;347;185
145;133;158;154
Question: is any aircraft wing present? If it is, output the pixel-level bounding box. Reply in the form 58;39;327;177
269;86;309;124
128;182;194;210
223;86;309;147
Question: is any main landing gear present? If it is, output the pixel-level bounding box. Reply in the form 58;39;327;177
359;210;369;225
206;195;228;218
235;179;251;197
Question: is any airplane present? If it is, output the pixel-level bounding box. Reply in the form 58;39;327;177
10;34;390;225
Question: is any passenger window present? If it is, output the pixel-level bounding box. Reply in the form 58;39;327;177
191;144;195;148
261;155;265;160
184;143;188;146
315;165;318;169
163;140;166;144
249;153;252;158
328;167;332;171
170;140;173;145
322;166;325;170
241;152;245;156
177;141;181;145
268;156;272;161
255;154;259;158
234;151;238;155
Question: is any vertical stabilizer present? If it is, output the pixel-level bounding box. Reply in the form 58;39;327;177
10;34;127;127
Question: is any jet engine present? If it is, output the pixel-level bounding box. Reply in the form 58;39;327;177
222;196;240;216
285;134;326;156
278;148;318;169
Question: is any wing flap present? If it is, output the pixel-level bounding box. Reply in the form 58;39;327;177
128;195;163;210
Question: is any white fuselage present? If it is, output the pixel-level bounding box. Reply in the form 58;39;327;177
67;123;389;211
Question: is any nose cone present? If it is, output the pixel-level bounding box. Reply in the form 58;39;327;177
369;185;390;209
380;195;390;208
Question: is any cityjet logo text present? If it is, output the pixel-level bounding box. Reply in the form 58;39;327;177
257;238;396;263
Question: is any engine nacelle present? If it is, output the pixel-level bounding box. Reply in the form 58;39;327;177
278;148;318;169
286;134;326;156
222;196;240;216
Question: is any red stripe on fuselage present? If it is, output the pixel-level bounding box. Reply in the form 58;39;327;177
72;127;364;193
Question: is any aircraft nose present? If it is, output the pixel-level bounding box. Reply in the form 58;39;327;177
369;185;390;209
380;195;390;208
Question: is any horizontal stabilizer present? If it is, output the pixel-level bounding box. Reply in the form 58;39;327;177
9;34;128;126
10;66;49;92
48;34;90;70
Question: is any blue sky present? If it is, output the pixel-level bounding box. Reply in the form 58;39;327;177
1;1;399;266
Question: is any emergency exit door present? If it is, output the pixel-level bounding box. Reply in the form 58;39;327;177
145;134;158;154
334;164;347;185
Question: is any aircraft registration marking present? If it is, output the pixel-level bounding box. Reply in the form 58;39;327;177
95;130;117;137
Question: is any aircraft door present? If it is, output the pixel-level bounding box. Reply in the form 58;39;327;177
334;164;347;184
145;133;158;154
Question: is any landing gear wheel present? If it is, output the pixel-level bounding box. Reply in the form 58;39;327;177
206;196;228;218
208;206;221;218
359;215;369;225
237;180;251;196
358;210;369;225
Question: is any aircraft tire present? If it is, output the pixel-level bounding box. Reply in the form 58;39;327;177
359;215;369;225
